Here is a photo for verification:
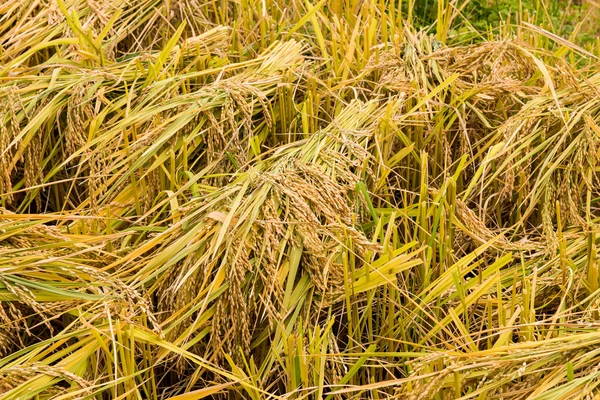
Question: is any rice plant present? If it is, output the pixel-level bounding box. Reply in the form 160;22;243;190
1;0;600;398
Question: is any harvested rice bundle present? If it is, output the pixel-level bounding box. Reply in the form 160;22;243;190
125;100;422;371
0;40;303;217
488;73;600;238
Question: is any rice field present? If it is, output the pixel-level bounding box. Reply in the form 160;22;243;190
2;0;600;398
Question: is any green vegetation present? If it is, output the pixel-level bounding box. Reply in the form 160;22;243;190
1;0;600;398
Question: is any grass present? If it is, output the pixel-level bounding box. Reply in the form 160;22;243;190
1;0;600;398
